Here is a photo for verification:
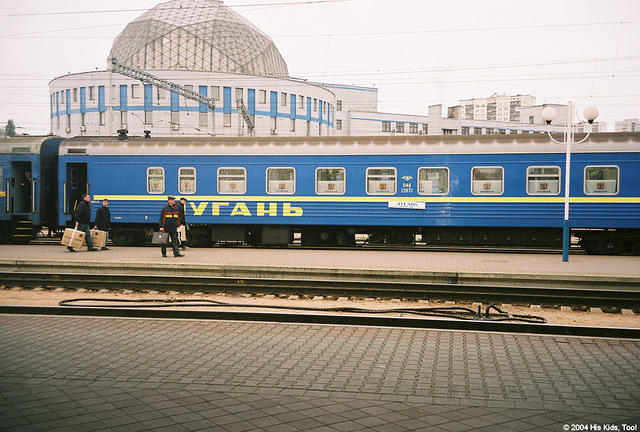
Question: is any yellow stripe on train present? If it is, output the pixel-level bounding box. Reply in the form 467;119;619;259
93;194;640;204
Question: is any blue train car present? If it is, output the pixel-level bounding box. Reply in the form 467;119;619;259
0;136;62;243
58;133;640;253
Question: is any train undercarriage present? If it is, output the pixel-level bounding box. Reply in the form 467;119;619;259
104;224;640;255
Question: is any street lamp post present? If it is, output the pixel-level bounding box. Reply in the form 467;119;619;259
541;102;599;262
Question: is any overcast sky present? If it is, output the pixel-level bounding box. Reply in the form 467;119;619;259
1;0;639;134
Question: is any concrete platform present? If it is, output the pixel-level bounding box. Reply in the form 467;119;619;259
1;314;639;431
1;245;639;289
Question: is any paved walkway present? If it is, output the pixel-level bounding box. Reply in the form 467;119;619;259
1;314;639;431
1;245;639;278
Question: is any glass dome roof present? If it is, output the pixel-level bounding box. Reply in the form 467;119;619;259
109;0;289;78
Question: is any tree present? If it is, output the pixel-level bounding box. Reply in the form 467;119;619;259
4;119;16;137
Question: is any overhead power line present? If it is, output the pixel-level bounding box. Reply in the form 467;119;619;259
0;0;351;17
273;20;640;38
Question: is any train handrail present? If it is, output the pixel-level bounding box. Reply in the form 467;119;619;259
5;179;9;213
31;179;36;213
63;182;67;214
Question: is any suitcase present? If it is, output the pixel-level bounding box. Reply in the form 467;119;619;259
61;228;85;249
177;225;187;243
83;230;107;248
152;231;169;245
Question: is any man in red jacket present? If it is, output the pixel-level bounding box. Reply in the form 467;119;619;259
158;196;184;258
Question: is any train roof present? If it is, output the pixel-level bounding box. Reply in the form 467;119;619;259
0;136;61;155
59;132;640;156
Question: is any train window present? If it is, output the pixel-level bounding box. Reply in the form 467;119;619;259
218;168;246;194
366;168;396;195
316;168;345;195
471;167;504;195
147;167;165;194
0;167;3;191
527;166;560;195
584;166;619;195
178;167;196;194
266;168;295;194
418;167;449;195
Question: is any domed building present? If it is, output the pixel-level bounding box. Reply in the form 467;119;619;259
49;0;383;138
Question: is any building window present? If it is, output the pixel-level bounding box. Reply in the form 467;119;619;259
395;122;404;133
266;167;295;194
235;88;243;107
382;121;391;132
298;96;304;109
131;84;139;99
211;86;220;101
73;88;78;102
218;167;246;194
171;111;179;126
271;116;277;132
224;113;231;127
474;127;483;135
199;112;207;127
366;168;396;195
66;115;71;129
81;113;86;127
461;126;470;135
290;118;295;132
486;128;494;135
337;100;342;111
157;87;166;100
422;124;428;135
418;167;449;195
178;167;196;194
306;121;311;136
61;92;65;105
313;98;317;112
316;167;345;195
259;89;266;104
471;167;504;195
409;123;418;134
120;111;127;127
498;129;506;134
336;119;342;130
584;166;619;195
147;167;165;194
281;92;287;106
89;87;95;101
443;129;456;135
510;129;518;134
145;111;153;125
527;166;560;195
529;115;535;124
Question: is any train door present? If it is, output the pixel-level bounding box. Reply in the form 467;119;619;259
10;161;33;214
65;163;87;217
1;163;6;215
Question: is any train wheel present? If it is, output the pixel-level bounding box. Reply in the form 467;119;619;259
598;238;624;255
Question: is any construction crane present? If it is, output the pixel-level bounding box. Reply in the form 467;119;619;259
110;57;255;135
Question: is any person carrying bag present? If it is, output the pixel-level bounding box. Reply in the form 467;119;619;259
157;196;184;258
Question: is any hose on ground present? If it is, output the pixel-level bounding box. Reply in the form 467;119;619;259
58;298;547;324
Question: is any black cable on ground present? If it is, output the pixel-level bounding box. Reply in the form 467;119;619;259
58;298;547;324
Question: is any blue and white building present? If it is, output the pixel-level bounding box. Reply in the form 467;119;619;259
48;0;565;138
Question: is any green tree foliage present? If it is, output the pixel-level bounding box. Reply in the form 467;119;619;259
4;119;16;137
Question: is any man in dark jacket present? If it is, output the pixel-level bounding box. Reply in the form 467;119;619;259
159;196;184;258
94;198;111;250
68;193;96;252
175;197;188;250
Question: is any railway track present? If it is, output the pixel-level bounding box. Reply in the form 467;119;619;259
2;269;638;308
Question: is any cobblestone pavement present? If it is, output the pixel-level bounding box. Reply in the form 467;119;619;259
1;315;639;431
